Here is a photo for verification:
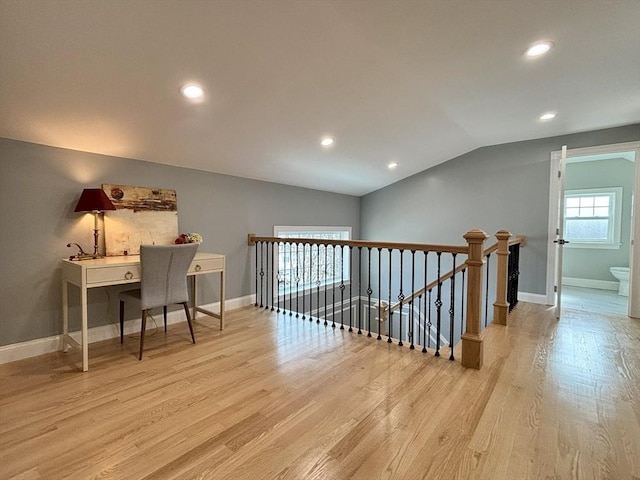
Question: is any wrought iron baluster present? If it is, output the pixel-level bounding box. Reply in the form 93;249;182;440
264;241;270;310
422;251;428;353
366;247;372;337
254;241;259;307
419;293;424;352
331;245;336;328
427;289;432;348
284;242;289;315
387;248;393;343
449;253;457;361
349;246;353;332
289;242;293;316
281;242;286;315
302;242;306;319
485;253;490;328
377;248;382;340
435;251;442;357
277;241;281;313
507;245;514;312
296;242;300;318
508;243;520;312
259;241;265;308
461;268;466;336
316;244;320;323
340;245;345;330
307;245;312;320
357;246;362;334
409;250;416;349
398;249;405;347
270;241;275;311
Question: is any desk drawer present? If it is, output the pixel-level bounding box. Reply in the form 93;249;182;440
189;257;224;274
86;265;141;285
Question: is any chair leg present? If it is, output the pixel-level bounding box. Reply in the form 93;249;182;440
119;300;125;344
139;310;147;360
163;306;168;333
182;302;196;344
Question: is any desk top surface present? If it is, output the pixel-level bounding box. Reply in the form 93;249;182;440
62;252;223;268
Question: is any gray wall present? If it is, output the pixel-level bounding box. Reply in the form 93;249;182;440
0;138;360;346
2;123;639;347
563;157;634;281
360;124;640;296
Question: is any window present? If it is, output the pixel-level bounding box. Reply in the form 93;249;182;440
563;187;622;249
274;226;352;293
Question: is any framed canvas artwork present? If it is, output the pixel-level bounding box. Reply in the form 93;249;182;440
102;184;179;256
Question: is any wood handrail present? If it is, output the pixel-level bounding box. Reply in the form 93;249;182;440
509;235;525;247
388;234;525;314
484;242;499;256
388;262;468;313
247;234;469;255
483;234;525;256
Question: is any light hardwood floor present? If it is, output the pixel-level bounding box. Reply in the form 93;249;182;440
1;303;638;479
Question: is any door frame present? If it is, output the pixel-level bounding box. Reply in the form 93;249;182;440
546;141;640;317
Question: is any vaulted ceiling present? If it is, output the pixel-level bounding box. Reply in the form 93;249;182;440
1;0;639;196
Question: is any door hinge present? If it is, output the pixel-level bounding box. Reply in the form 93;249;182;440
556;228;559;235
558;170;562;178
554;285;557;293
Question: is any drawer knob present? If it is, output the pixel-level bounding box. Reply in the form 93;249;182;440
195;264;202;272
125;271;134;280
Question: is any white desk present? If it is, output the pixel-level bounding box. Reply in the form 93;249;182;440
61;252;225;371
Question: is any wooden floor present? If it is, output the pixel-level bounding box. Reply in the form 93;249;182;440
1;302;639;480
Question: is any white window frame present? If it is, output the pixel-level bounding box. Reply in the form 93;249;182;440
563;187;623;249
274;225;352;294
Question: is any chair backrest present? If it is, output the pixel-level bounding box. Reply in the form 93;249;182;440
139;243;198;310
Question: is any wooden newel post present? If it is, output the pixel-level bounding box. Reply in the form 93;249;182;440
493;230;511;326
462;229;488;369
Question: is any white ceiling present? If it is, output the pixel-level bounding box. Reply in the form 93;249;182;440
1;0;639;196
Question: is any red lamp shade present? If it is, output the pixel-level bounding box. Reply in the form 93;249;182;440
74;188;116;212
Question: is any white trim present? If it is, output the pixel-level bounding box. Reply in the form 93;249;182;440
552;141;640;160
274;225;353;236
561;277;618;291
566;151;636;163
564;186;623;248
518;292;548;305
272;225;353;296
565;243;622;250
0;294;255;365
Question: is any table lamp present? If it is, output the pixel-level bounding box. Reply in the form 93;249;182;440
72;188;116;259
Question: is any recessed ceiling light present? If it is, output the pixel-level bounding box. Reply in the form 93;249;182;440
387;161;399;170
320;136;335;147
526;41;554;58
539;112;557;121
180;83;204;100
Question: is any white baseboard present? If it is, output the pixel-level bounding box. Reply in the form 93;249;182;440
562;277;618;291
0;294;255;366
517;292;548;305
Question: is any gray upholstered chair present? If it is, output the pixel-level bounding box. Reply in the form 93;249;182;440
119;243;198;360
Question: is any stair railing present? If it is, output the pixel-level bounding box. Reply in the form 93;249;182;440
248;229;524;369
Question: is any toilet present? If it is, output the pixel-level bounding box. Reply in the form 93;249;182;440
609;267;630;297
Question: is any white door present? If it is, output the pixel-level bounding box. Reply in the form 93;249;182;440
554;146;568;318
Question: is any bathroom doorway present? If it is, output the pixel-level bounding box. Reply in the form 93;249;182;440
547;141;639;318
